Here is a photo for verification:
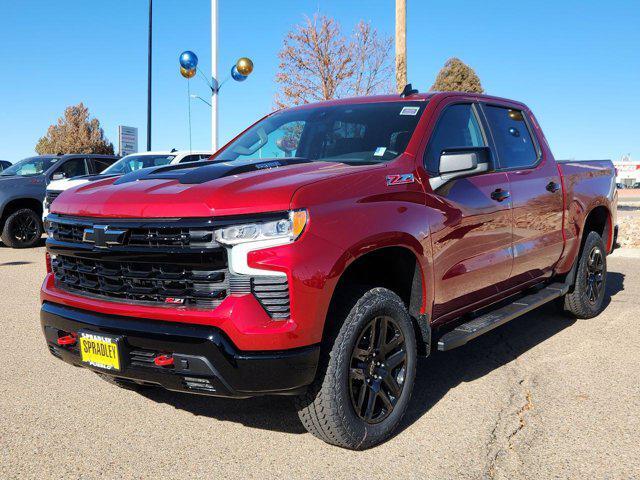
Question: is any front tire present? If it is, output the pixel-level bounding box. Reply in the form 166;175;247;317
561;231;607;318
1;208;43;248
295;287;417;450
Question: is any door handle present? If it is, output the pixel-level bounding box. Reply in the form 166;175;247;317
491;189;511;202
546;181;560;193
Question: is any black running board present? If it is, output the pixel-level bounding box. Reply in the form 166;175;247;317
437;283;569;351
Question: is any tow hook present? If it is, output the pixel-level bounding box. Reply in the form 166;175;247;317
154;354;174;367
56;333;77;346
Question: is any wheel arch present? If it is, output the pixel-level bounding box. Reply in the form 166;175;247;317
0;197;44;230
324;244;431;356
581;204;613;252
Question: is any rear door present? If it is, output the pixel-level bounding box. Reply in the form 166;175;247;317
426;101;514;321
480;103;563;284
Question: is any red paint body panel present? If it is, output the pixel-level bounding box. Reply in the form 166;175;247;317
42;92;617;351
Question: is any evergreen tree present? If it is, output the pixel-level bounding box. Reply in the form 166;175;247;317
431;57;484;93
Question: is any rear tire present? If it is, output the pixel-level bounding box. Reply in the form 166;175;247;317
561;231;607;319
1;208;43;248
295;287;417;450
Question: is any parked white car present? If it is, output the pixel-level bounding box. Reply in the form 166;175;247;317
43;150;214;219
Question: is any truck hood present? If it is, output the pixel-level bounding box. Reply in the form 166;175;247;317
51;159;382;218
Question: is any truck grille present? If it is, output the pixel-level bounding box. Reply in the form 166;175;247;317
52;255;228;309
47;217;217;248
46;214;291;318
44;190;63;209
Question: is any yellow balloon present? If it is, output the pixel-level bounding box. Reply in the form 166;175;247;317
236;57;254;76
180;66;196;79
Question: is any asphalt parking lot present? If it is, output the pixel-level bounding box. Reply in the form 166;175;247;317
1;244;638;479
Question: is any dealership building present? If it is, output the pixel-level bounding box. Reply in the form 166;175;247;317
614;155;640;187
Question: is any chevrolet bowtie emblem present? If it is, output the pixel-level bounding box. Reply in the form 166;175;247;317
83;225;127;248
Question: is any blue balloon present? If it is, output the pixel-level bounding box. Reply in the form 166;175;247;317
231;65;247;82
179;51;198;70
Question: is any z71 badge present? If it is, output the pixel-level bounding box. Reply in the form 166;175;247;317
386;173;415;186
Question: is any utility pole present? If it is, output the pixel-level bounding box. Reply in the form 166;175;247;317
211;0;219;151
147;0;152;151
395;0;407;93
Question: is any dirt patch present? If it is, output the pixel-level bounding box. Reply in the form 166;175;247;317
617;202;640;248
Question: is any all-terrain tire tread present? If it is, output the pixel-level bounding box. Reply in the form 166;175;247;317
562;231;607;319
295;287;415;449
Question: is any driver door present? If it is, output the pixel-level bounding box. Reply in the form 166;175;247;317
425;102;514;323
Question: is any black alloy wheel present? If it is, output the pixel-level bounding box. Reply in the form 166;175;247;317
14;211;39;243
1;208;44;248
349;315;407;424
585;246;605;304
561;231;607;319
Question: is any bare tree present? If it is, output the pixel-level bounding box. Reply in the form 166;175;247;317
275;14;393;109
350;21;393;96
35;103;114;155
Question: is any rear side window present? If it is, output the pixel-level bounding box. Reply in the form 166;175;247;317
179;155;202;163
94;158;115;173
425;104;485;173
483;106;538;169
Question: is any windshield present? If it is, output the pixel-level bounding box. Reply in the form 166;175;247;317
214;101;426;165
1;156;59;176
102;154;176;175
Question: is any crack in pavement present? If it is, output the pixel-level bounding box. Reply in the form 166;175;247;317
482;335;536;480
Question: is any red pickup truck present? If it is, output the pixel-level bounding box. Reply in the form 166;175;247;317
41;91;617;449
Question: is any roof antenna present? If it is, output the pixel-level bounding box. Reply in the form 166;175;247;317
400;83;418;98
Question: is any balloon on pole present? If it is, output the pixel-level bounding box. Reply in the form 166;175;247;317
231;65;247;82
236;57;254;76
180;66;196;79
179;51;199;70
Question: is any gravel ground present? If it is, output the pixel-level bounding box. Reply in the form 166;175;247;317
617;199;640;248
0;245;639;479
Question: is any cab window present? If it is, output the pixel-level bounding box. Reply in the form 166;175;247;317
425;104;485;173
483;106;538;169
55;158;89;179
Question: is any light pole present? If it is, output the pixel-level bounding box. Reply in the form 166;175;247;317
395;0;407;93
147;0;153;151
211;0;218;151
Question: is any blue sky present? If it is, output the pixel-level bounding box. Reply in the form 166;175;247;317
0;0;638;162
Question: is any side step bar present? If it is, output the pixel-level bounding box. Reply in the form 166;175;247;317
437;283;569;351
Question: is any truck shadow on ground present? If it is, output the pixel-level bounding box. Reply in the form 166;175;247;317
0;238;46;248
141;271;625;437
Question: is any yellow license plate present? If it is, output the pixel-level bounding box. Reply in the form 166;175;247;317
79;332;121;371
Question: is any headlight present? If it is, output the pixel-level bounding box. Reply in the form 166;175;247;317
215;210;308;246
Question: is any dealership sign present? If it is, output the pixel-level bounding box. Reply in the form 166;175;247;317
118;126;138;156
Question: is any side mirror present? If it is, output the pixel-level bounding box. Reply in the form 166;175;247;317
51;172;65;181
430;147;491;190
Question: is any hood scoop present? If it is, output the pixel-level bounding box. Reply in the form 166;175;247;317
114;158;311;186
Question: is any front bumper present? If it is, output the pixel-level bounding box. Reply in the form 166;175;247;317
41;302;319;398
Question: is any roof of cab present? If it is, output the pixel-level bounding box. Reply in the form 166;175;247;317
282;91;528;111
